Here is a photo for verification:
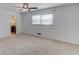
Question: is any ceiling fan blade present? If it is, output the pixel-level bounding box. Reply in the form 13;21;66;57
29;7;38;9
28;9;31;12
20;8;29;12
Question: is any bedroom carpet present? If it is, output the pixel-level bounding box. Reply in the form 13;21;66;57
0;34;79;55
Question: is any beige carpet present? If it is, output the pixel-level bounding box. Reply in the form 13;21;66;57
0;34;79;55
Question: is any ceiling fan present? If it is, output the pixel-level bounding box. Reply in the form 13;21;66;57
14;3;38;12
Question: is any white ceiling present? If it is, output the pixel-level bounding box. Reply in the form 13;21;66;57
0;3;65;12
28;3;65;9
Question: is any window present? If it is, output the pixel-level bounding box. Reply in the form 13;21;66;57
32;15;40;24
41;14;53;25
32;14;53;25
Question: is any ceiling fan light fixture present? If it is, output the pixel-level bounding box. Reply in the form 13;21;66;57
22;9;28;12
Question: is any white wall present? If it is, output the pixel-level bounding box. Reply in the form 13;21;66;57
16;12;22;34
0;8;22;38
22;4;79;44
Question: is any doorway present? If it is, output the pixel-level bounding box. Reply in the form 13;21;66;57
10;16;16;34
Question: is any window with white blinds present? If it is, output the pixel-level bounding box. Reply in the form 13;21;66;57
32;15;41;24
32;14;53;25
41;14;53;25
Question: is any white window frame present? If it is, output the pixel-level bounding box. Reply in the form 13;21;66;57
32;14;53;25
